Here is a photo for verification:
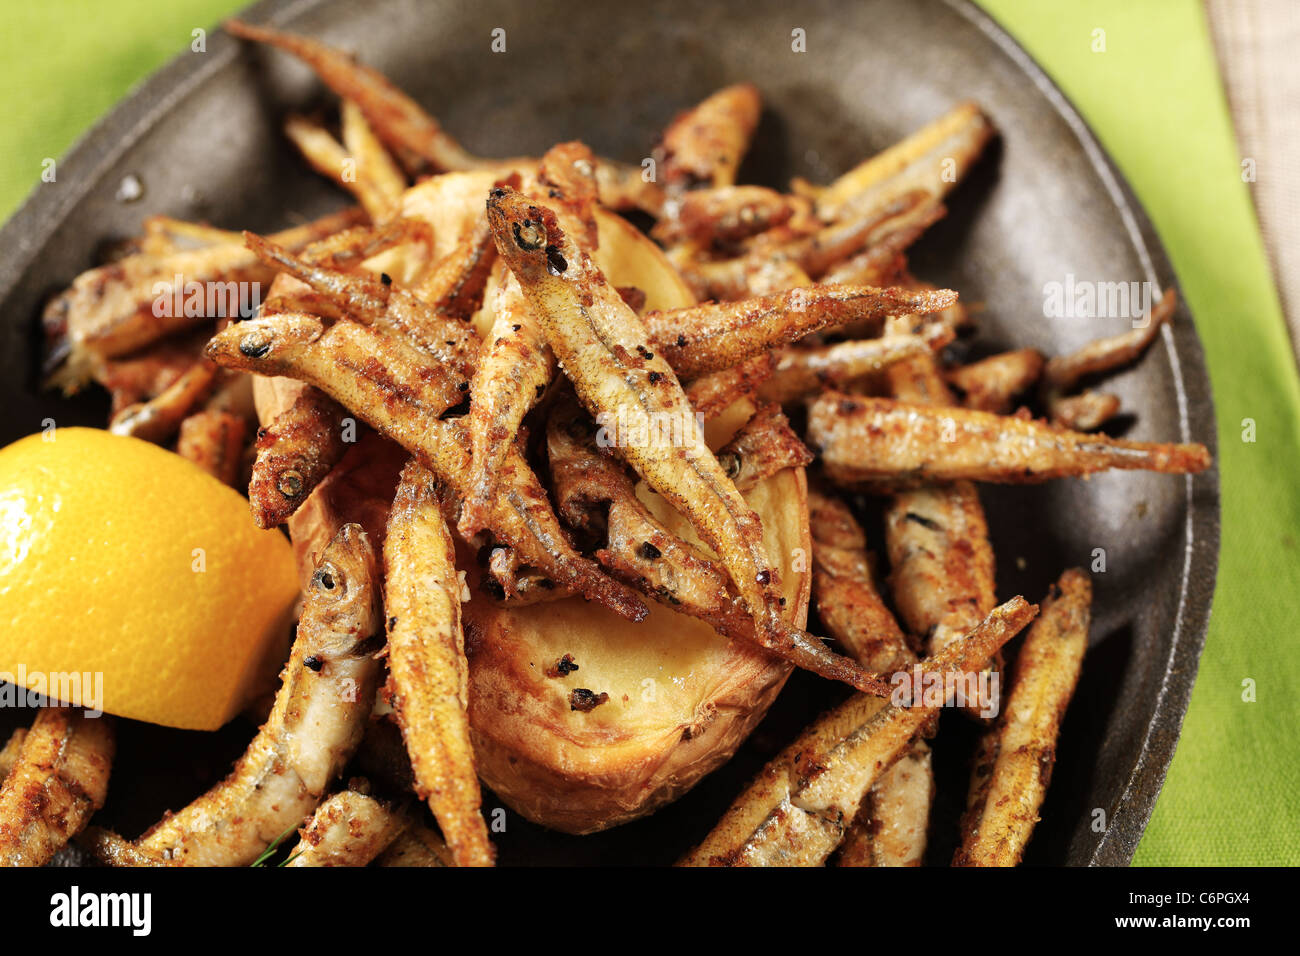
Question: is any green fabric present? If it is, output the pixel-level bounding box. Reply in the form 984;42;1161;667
978;0;1300;867
2;0;1296;864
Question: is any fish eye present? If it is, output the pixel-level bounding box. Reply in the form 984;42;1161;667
513;219;547;250
239;331;272;357
277;469;304;498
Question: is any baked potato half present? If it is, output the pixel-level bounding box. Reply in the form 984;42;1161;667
461;195;810;832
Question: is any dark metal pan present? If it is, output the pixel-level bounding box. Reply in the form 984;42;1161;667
0;0;1218;865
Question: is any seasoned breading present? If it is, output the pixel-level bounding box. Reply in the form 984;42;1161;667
680;597;1036;866
286;788;408;867
809;393;1211;488
0;709;114;867
954;569;1091;866
384;462;495;866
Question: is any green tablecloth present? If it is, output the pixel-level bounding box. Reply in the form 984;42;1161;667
2;0;1296;864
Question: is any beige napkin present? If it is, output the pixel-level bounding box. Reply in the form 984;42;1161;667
1207;0;1300;364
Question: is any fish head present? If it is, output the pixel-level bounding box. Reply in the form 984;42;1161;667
204;312;324;373
306;521;383;651
485;186;579;290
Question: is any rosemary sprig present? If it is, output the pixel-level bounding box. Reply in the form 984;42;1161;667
250;822;302;867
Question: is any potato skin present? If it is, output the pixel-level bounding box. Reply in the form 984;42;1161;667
464;468;810;834
467;651;791;835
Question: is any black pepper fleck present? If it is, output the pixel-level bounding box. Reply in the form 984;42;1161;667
545;244;568;275
569;688;610;712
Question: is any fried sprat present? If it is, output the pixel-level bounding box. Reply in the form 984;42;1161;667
384;461;495;866
285;788;408;867
0;709;114;867
679;597;1037;866
248;386;349;528
89;523;383;866
646;285;956;378
809;393;1212;488
954;569;1090;866
205;313;648;621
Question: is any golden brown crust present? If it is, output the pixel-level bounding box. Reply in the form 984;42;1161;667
882;348;999;719
684;353;777;421
815;101;993;222
0;729;27;781
340;99;408;221
488;186;784;641
1040;289;1176;431
647;285;956;378
242;231;480;384
809;392;1212;488
680;192;945;300
1043;288;1176;393
714;404;813;492
659;84;762;189
0;709;115;867
680;597;1036;866
43;207;363;390
90;524;383;866
206;312;648;621
414;207;499;318
108;359;218;443
384;462;495;866
836;738;933;867
460;145;600;536
808;487;914;673
759;335;932;404
1049;390;1123;431
176;409;247;486
946;348;1045;414
249;386;349;528
93;332;210;416
652;185;798;246
374;821;454;867
954;569;1091;866
285;788;408;867
548;394;867;691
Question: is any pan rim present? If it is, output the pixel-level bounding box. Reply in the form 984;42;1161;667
0;0;1221;866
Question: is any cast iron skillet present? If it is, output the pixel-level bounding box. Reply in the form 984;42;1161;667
0;0;1219;865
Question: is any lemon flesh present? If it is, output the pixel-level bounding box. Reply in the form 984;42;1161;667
0;427;299;730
